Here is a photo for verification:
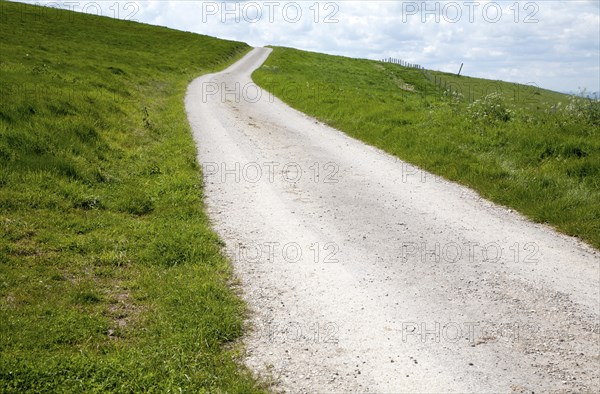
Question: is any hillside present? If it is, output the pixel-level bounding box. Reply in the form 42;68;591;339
253;47;600;249
0;1;264;391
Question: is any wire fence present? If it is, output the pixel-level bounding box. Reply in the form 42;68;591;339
381;57;424;70
381;58;557;105
381;57;459;96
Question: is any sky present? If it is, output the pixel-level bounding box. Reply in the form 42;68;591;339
19;1;600;94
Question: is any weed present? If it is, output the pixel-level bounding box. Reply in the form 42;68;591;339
467;92;513;123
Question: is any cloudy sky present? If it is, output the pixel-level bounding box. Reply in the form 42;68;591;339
24;1;600;93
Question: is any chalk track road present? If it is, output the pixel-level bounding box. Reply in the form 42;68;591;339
186;48;599;392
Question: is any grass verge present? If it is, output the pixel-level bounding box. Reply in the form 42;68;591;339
253;47;600;250
0;1;265;391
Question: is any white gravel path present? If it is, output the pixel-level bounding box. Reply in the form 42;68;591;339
185;47;600;393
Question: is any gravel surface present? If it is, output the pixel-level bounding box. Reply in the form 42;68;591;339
185;47;600;393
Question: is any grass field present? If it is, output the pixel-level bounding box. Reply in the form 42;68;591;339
253;47;600;250
0;1;266;391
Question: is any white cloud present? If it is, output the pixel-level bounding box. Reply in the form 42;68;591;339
19;0;600;93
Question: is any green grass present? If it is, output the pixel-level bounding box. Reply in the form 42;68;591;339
253;47;600;249
0;1;265;391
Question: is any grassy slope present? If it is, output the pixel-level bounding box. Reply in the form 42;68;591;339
0;1;264;392
254;47;599;249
